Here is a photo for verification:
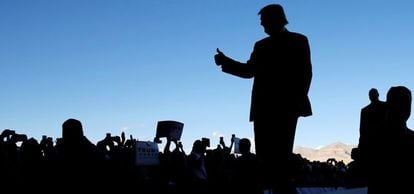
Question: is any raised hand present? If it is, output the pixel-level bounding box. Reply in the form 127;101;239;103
214;48;226;66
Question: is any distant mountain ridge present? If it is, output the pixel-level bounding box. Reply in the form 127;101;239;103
293;142;356;164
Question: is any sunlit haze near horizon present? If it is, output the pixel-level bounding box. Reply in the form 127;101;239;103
1;0;414;151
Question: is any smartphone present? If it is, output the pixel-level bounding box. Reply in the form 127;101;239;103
201;137;210;147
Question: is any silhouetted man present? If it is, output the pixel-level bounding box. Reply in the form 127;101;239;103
55;118;102;191
356;88;387;191
234;138;261;194
357;88;386;166
214;4;312;194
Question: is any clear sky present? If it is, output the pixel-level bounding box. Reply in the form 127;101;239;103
1;0;414;151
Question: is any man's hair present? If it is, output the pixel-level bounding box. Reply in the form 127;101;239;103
258;4;288;26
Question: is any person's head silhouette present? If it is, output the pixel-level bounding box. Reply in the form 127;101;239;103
258;4;288;36
369;88;380;103
386;86;412;125
192;139;204;154
62;118;84;144
239;138;252;155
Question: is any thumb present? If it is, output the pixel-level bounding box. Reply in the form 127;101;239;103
216;48;224;55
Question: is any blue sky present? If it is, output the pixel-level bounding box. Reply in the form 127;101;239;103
1;0;414;150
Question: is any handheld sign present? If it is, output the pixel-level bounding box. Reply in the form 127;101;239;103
135;141;160;166
155;120;184;141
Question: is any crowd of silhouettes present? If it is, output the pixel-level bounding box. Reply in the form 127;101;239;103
3;84;413;193
1;118;357;194
3;87;413;193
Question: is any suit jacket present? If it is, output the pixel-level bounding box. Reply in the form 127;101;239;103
221;29;312;121
358;101;387;152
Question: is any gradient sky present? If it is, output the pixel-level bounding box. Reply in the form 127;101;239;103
1;0;414;151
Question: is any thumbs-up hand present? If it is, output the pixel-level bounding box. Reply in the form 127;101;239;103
214;48;226;66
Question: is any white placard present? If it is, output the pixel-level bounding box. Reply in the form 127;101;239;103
135;141;160;166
